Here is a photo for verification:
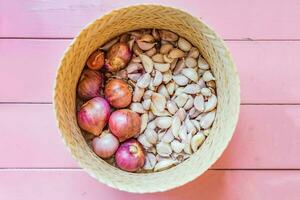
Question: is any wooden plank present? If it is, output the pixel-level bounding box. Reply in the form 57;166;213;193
1;0;300;39
1;104;300;169
1;40;300;103
0;170;299;199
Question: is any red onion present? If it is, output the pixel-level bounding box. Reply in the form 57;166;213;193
106;42;132;72
115;139;145;172
87;50;105;70
92;131;119;158
77;69;103;100
104;79;132;108
109;109;141;142
77;97;110;136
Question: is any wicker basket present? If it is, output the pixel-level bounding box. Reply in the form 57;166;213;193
54;5;240;193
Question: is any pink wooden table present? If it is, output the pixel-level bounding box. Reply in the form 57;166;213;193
1;0;300;199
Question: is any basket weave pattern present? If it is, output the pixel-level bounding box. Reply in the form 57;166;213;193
54;5;240;193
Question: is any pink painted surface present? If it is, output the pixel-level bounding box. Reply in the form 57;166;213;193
1;104;299;169
1;40;300;103
0;170;300;200
1;0;300;198
1;0;300;39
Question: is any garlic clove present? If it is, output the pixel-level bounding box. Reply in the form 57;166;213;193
174;93;189;107
136;73;151;88
143;153;157;170
185;116;197;135
151;92;167;112
139;54;154;73
204;94;217;112
181;68;198;82
152;29;160;40
200;110;216;129
160;43;174;54
183;95;194;110
140;34;155;43
162;129;175;143
168;48;185;59
189;107;202;118
147;120;157;129
178;125;188;141
150;103;171;117
171;116;181;139
185;57;197;68
154;159;177;172
152;53;164;63
142;99;151;110
183;133;192;154
143;90;153;100
140;113;148;133
131;56;142;63
127;62;143;74
173;58;186;75
170;58;178;70
171;140;185;153
128;73;141;82
163;55;174;63
178;37;192;52
175;108;187;122
194;95;205;112
130;102;146;114
174;87;185;96
191;119;201;131
198;78;206;89
155;117;172;129
148;111;155;121
167;100;178;114
156;142;172;157
136;40;156;51
133;85;145;102
159;30;179;42
152;70;163;86
154;63;171;72
198;57;210;70
187;47;200;58
191;132;206;152
183;84;201;94
201;87;212;97
202;71;215;82
173;74;189;86
166;81;176;95
144;128;158;144
145;47;157;57
138;134;152;148
162;70;173;84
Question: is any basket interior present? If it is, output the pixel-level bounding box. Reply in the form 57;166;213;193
54;5;240;193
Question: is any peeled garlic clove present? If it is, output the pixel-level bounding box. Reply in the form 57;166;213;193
175;108;186;122
189;107;201;118
185;116;197;135
187;47;200;58
174;93;189;107
157;85;170;99
144;128;158;144
156;142;172;157
130;103;146;114
162;129;175;143
162;70;172;84
173;58;185;75
167;100;178;114
191;120;201;131
138;134;152;148
133;86;145;102
198;57;210;70
183;95;194;110
200;110;216;129
183;84;201;94
127;63;143;74
154;63;171;72
140;113;148;133
136;40;156;51
154;159;177;172
166;81;175;95
146;47;157;57
160;43;173;54
173;74;189;86
150;103;171;117
182;68;198;83
128;73;141;82
191;132;206;152
152;70;163;87
198;78;206;89
152;29;160;40
143;153;157;170
147;120;157;129
201;87;212;97
151;92;167;112
183;133;192;154
204;94;217;112
140;34;155;42
168;48;185;59
202;71;215;82
137;73;151;88
143;90;153;100
159;30;179;42
171;116;181;139
142;99;151;110
139;54;153;73
185;57;197;68
163;55;174;63
178;125;188;141
152;53;164;63
155;117;172;129
178;37;192;52
171;140;185;153
194;95;205;112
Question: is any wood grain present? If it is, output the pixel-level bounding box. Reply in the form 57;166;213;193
1;104;299;169
1;39;300;103
1;0;300;39
0;170;299;199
